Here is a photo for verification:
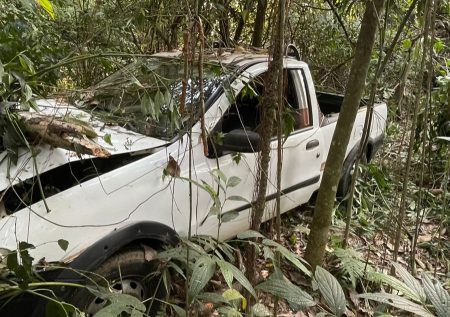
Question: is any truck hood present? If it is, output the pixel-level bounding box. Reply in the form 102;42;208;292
0;99;170;191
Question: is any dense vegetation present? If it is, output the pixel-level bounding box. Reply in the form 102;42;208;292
0;0;449;316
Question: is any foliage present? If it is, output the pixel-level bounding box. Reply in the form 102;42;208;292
333;247;374;290
361;262;450;317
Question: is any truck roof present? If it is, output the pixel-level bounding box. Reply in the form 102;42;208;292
151;48;307;69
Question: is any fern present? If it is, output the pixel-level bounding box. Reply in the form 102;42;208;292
333;248;373;289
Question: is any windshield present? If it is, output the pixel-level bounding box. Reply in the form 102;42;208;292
79;57;233;140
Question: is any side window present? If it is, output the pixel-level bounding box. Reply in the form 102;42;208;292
220;69;312;134
220;74;265;134
208;68;313;157
290;69;313;130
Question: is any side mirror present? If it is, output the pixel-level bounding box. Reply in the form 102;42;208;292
221;129;261;153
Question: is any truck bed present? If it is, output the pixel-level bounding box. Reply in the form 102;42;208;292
317;92;367;126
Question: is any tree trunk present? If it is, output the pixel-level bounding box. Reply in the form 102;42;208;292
233;1;254;43
218;0;231;47
251;0;267;48
245;0;285;287
304;0;385;270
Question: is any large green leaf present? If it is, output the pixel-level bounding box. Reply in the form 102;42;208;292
216;259;257;299
358;293;434;317
422;274;450;317
90;292;146;317
217;260;234;289
217;306;242;317
188;255;216;303
263;239;311;277
315;266;346;317
237;230;265;240
256;275;315;310
392;263;426;302
367;271;422;302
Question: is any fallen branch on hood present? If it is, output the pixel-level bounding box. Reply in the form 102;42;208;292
18;112;111;158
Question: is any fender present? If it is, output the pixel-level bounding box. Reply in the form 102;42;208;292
65;221;179;274
0;221;179;316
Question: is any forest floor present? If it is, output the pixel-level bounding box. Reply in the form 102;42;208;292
251;200;450;316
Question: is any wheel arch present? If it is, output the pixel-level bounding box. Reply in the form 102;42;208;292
69;221;179;272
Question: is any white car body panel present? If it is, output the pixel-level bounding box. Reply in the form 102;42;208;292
0;57;387;264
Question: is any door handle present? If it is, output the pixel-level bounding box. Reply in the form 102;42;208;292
306;139;320;150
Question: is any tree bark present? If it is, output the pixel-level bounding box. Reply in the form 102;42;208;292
233;1;254;43
251;0;267;48
304;0;385;270
19;112;110;157
245;0;285;287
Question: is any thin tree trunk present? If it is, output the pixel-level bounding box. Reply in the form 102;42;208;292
252;0;267;48
411;0;436;275
392;0;432;267
234;1;253;43
304;0;385;270
245;0;285;288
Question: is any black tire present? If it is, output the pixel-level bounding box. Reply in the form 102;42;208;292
337;148;367;199
70;245;164;316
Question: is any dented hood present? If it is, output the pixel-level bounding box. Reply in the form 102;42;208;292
0;99;170;191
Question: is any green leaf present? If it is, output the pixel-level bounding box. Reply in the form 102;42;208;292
232;153;244;165
228;196;250;203
217;260;234;288
197;292;229;304
209;205;221;217
256;275;315;310
217;306;242;317
188;256;215;303
227;176;241;188
214;169;227;183
237;230;265;240
18;55;35;74
6;253;18;272
251;303;271;317
367;271;421;302
169;303;186;317
90;292;146;317
22;85;32;102
402;39;412;50
216;259;256;299
223;288;246;310
45;300;76;317
392;263;426;302
434;39;444;52
140;93;150;115
103;134;113;146
37;0;56;19
422;274;450;317
57;239;69;252
315;266;346;317
221;211;239;223
155;90;165;107
358;293;434;317
263;239;311;277
334;248;370;289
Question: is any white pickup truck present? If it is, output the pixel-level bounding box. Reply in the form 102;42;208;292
0;51;387;315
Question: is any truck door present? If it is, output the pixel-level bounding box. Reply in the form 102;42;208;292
264;68;324;221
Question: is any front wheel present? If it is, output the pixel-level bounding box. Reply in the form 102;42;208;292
70;246;164;316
